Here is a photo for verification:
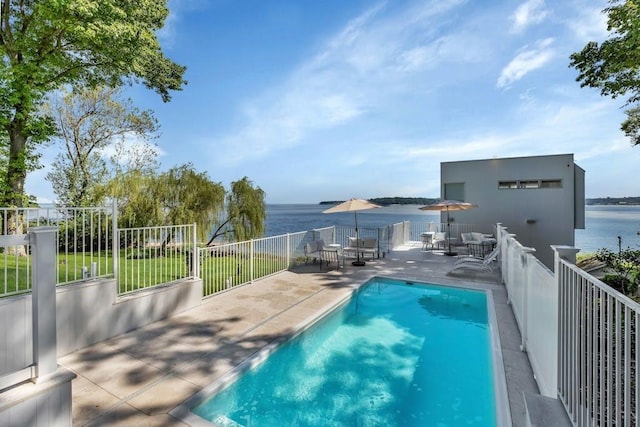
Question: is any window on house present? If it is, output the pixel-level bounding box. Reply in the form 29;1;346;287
519;180;540;189
498;181;518;189
444;182;465;201
498;179;562;190
540;179;562;188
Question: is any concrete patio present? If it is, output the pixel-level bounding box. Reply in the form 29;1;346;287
60;243;538;426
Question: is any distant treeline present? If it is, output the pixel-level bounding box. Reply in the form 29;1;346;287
319;197;439;206
586;197;640;205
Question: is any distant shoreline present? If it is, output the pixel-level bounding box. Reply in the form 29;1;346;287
586;197;640;205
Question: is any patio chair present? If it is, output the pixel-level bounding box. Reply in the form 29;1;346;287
304;239;341;270
431;232;447;250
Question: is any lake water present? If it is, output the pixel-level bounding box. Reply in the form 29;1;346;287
265;204;640;254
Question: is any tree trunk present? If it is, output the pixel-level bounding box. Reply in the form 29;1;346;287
4;118;28;256
6;117;27;208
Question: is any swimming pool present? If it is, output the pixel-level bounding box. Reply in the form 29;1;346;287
181;277;509;426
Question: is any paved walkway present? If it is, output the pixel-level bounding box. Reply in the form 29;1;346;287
60;244;537;426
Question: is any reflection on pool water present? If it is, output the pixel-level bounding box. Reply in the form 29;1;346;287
192;277;497;426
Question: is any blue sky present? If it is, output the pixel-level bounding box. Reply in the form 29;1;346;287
28;0;640;203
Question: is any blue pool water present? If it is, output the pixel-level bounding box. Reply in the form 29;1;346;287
192;278;496;426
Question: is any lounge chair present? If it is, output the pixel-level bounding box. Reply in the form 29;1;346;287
450;244;500;273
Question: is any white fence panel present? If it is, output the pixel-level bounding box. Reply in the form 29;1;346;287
558;261;639;427
117;224;196;295
497;224;557;398
524;255;556;397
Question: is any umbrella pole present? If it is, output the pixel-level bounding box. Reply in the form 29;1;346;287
444;206;457;256
353;210;365;266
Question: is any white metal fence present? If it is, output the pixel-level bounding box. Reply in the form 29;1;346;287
199;231;310;297
116;224;197;295
0;206;114;295
497;223;639;427
0;208;487;299
557;261;639;427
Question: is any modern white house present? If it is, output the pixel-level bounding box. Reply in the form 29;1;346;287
440;153;585;268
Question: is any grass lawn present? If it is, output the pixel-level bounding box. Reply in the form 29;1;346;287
0;250;295;298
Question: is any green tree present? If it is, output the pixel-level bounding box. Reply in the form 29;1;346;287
570;0;640;145
46;86;159;206
107;164;266;244
0;0;186;207
108;169;161;228
156;164;226;242
207;177;266;244
595;247;640;295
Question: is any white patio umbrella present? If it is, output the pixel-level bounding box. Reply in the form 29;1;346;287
323;198;381;266
419;200;478;256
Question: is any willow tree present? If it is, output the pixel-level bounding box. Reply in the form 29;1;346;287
156;164;226;243
570;0;640;145
46;86;159;207
207;177;266;245
0;0;186;207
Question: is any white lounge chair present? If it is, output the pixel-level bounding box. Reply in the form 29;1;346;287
450;244;500;273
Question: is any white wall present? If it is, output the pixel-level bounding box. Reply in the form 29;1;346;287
0;370;75;427
441;154;583;267
0;278;203;377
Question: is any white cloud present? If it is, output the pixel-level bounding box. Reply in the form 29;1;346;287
567;6;608;43
497;38;555;89
216;0;477;165
510;0;548;34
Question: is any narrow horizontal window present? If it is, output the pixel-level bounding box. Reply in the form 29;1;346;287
519;180;539;189
540;179;562;188
498;181;518;189
498;179;562;190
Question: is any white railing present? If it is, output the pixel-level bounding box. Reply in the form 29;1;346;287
0;205;114;296
116;224;197;295
497;224;558;397
388;221;408;250
0;228;58;390
310;226;336;244
558;261;639;427
498;222;639;427
200;232;303;297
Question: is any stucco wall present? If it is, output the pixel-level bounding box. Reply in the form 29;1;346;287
441;154;583;268
0;278;203;377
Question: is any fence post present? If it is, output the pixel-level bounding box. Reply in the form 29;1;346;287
552;245;580;269
112;198;119;281
520;247;536;352
286;233;290;267
192;223;198;278
30;226;58;381
250;239;254;283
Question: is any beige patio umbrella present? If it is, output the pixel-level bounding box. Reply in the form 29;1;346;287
419;200;478;256
323;198;381;266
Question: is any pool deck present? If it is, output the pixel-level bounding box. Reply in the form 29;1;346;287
60;242;538;426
